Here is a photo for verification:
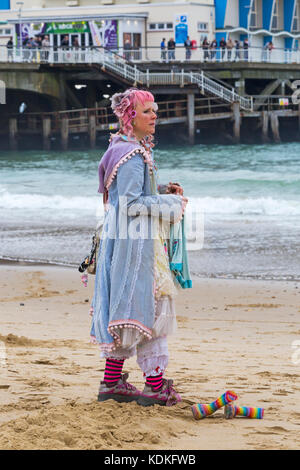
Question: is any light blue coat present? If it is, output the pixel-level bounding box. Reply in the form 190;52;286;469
90;151;182;348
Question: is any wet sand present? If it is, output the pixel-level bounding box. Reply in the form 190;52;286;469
0;264;299;450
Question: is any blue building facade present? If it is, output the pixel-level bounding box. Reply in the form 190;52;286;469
214;0;300;50
0;0;10;9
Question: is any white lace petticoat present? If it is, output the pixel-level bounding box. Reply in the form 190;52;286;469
98;229;178;371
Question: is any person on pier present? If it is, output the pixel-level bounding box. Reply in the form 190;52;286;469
167;37;176;62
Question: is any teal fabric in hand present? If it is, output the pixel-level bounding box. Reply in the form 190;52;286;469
169;217;192;289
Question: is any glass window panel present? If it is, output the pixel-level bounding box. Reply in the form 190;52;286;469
250;13;256;27
272;16;277;29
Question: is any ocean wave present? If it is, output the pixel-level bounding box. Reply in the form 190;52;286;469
0;191;299;218
188;196;300;216
0;191;101;212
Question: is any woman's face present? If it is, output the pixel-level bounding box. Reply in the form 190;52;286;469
132;100;157;140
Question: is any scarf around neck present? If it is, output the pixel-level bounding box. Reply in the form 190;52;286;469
98;135;151;194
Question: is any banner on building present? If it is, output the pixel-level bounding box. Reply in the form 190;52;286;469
89;20;118;48
104;20;118;49
89;21;102;46
45;21;90;35
174;14;188;45
15;23;46;44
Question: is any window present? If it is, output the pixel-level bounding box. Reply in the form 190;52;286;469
148;22;173;31
292;0;300;31
249;0;257;28
0;27;11;36
271;0;279;30
197;22;208;31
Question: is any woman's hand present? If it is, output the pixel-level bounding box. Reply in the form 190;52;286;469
166;182;184;195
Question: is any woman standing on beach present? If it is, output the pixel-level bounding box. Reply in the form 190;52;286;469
90;88;188;406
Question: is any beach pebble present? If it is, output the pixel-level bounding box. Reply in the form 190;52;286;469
20;303;25;306
84;299;89;303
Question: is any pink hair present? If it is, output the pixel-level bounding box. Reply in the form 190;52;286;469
111;88;155;142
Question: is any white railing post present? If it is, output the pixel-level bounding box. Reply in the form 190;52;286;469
181;69;184;87
146;69;150;87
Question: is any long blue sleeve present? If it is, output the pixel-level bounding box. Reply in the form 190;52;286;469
117;153;183;223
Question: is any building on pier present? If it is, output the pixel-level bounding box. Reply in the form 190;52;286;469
0;0;215;49
215;0;300;52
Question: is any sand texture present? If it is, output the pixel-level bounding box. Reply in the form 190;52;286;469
0;264;299;450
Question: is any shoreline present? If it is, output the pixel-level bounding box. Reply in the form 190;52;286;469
1;257;300;283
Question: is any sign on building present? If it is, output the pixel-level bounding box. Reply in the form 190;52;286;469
175;14;188;45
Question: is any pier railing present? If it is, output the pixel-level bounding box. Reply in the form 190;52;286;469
1;45;253;111
5;95;299;150
9;95;297;137
2;45;300;65
6;97;245;134
250;94;300;111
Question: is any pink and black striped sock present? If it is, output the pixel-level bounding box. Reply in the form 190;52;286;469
103;358;124;385
146;372;163;391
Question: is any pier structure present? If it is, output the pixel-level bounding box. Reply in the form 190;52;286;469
1;47;300;147
5;94;300;150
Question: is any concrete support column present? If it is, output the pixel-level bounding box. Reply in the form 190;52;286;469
59;73;67;110
261;111;269;143
43;117;51;151
270;112;281;143
232;101;241;143
9;118;18;151
61;118;69;150
187;93;195;145
298;104;300;132
89;114;96;149
87;84;97;109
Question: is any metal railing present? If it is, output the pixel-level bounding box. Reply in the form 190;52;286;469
7;97;247;134
3;44;300;65
1;45;253;111
251;94;299;111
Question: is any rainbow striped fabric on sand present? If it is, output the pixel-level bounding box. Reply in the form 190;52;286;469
191;390;238;420
224;404;264;419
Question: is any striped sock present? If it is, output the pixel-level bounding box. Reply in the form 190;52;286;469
103;358;124;384
146;373;163;391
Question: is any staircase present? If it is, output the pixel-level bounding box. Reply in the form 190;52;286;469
98;48;253;111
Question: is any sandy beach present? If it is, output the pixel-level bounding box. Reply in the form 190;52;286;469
0;262;299;450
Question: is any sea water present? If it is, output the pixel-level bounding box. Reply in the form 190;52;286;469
0;142;300;280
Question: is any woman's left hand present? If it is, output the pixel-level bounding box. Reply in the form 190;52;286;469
166;182;184;195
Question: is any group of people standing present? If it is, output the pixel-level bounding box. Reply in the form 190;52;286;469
6;34;50;62
201;37;250;61
6;34;83;63
159;36;274;62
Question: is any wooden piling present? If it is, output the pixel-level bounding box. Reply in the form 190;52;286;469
187;94;195;145
89;114;96;149
270;112;280;143
9;118;18;151
298;104;300;132
61;117;69;150
43;117;51;151
232;102;241;143
261;111;269;143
